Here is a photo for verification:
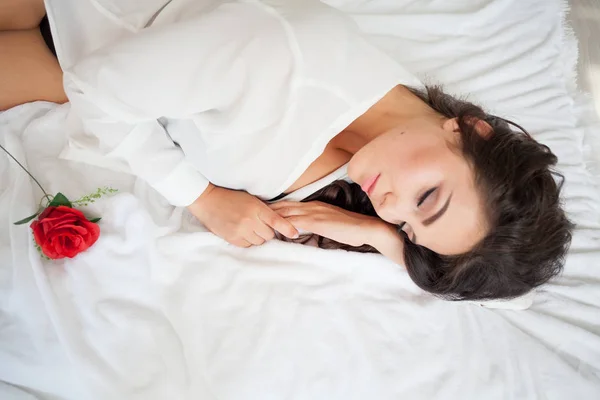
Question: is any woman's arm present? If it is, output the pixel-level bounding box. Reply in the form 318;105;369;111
366;222;405;266
64;76;210;207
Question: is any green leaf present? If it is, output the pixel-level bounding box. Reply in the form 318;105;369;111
48;192;72;208
89;217;101;223
14;212;40;225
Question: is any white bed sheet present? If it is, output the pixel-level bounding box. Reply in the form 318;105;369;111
568;0;600;171
569;0;600;115
1;0;600;399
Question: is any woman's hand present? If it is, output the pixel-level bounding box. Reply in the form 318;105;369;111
269;201;387;247
270;200;406;264
188;184;299;247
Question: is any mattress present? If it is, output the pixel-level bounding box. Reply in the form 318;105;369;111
1;1;599;399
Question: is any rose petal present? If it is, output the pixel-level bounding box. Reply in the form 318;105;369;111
77;221;99;242
60;236;80;258
40;217;79;236
71;236;82;249
81;221;100;247
41;237;61;259
47;227;78;239
38;206;82;225
31;220;47;247
55;206;87;219
40;214;78;227
46;217;80;229
58;225;89;236
40;210;75;220
53;235;77;259
55;236;65;254
37;206;57;220
38;210;72;221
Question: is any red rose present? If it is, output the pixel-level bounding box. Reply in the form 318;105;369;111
31;206;100;259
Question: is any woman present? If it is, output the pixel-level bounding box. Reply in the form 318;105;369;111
5;0;572;301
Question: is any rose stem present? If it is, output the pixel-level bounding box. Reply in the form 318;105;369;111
0;143;51;200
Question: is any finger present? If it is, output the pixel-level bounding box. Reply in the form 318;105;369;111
268;201;305;211
269;201;329;213
283;215;318;233
253;223;276;241
271;205;310;218
230;238;252;248
245;232;266;246
260;208;299;239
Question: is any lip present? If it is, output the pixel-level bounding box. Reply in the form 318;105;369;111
361;174;380;196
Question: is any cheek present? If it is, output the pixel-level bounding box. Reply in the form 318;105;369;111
380;149;464;218
390;145;450;190
348;136;395;181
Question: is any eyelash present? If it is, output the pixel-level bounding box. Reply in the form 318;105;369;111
398;187;438;242
417;187;438;207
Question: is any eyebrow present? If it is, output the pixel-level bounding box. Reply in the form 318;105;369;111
422;193;453;227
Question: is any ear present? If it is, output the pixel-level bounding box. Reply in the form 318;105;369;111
442;117;493;138
442;118;460;133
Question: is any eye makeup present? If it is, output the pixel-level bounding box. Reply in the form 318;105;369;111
417;187;438;207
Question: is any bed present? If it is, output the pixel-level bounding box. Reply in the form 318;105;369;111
1;0;599;399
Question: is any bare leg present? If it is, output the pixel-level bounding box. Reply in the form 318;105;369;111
0;0;67;111
0;0;46;30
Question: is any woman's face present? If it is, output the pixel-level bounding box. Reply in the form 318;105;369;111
348;118;488;255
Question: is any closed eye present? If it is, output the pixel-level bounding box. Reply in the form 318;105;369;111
418;187;438;207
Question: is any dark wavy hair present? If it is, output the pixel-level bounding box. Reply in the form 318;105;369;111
294;86;574;301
